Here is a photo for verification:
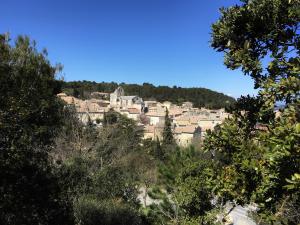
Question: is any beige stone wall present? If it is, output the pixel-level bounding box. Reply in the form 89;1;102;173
175;133;194;147
149;116;161;125
121;99;132;108
132;103;143;111
109;93;118;107
127;113;139;121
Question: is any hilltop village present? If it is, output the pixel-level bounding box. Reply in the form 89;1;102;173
58;87;230;146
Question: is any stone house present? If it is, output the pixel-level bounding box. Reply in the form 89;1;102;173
110;87;144;112
174;125;202;147
119;107;142;121
144;100;158;108
143;124;164;140
197;118;222;130
145;111;165;126
77;101;106;123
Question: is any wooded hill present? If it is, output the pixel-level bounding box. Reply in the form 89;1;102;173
62;81;235;109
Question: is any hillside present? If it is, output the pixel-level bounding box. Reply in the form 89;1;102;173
62;80;235;109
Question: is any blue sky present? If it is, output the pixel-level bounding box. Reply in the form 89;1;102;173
1;0;257;98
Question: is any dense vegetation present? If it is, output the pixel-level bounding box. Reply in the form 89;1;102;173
0;35;73;224
179;0;300;223
0;0;299;225
61;80;236;109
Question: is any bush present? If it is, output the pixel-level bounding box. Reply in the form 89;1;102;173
74;196;144;225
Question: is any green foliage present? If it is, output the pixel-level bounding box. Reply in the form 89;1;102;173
211;0;300;92
176;160;214;218
146;147;210;225
204;0;300;223
96;110;143;167
103;109;119;125
62;81;235;109
2;1;298;223
0;35;63;148
60;156;94;197
162;109;175;147
0;34;73;224
143;137;164;161
172;1;300;224
74;196;143;225
56;108;156;224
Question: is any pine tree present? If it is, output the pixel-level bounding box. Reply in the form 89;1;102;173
0;35;73;224
154;137;165;160
162;109;174;146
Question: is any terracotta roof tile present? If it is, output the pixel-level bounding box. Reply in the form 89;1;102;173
146;111;165;117
128;108;140;114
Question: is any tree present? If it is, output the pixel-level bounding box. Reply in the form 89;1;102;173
176;159;217;225
162;109;174;146
0;35;73;224
211;0;300;111
175;1;299;224
61;80;236;109
57;109;152;225
96;110;143;168
74;197;144;225
146;147;207;225
202;0;300;223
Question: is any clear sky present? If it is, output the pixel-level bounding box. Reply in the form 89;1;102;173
1;0;257;98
